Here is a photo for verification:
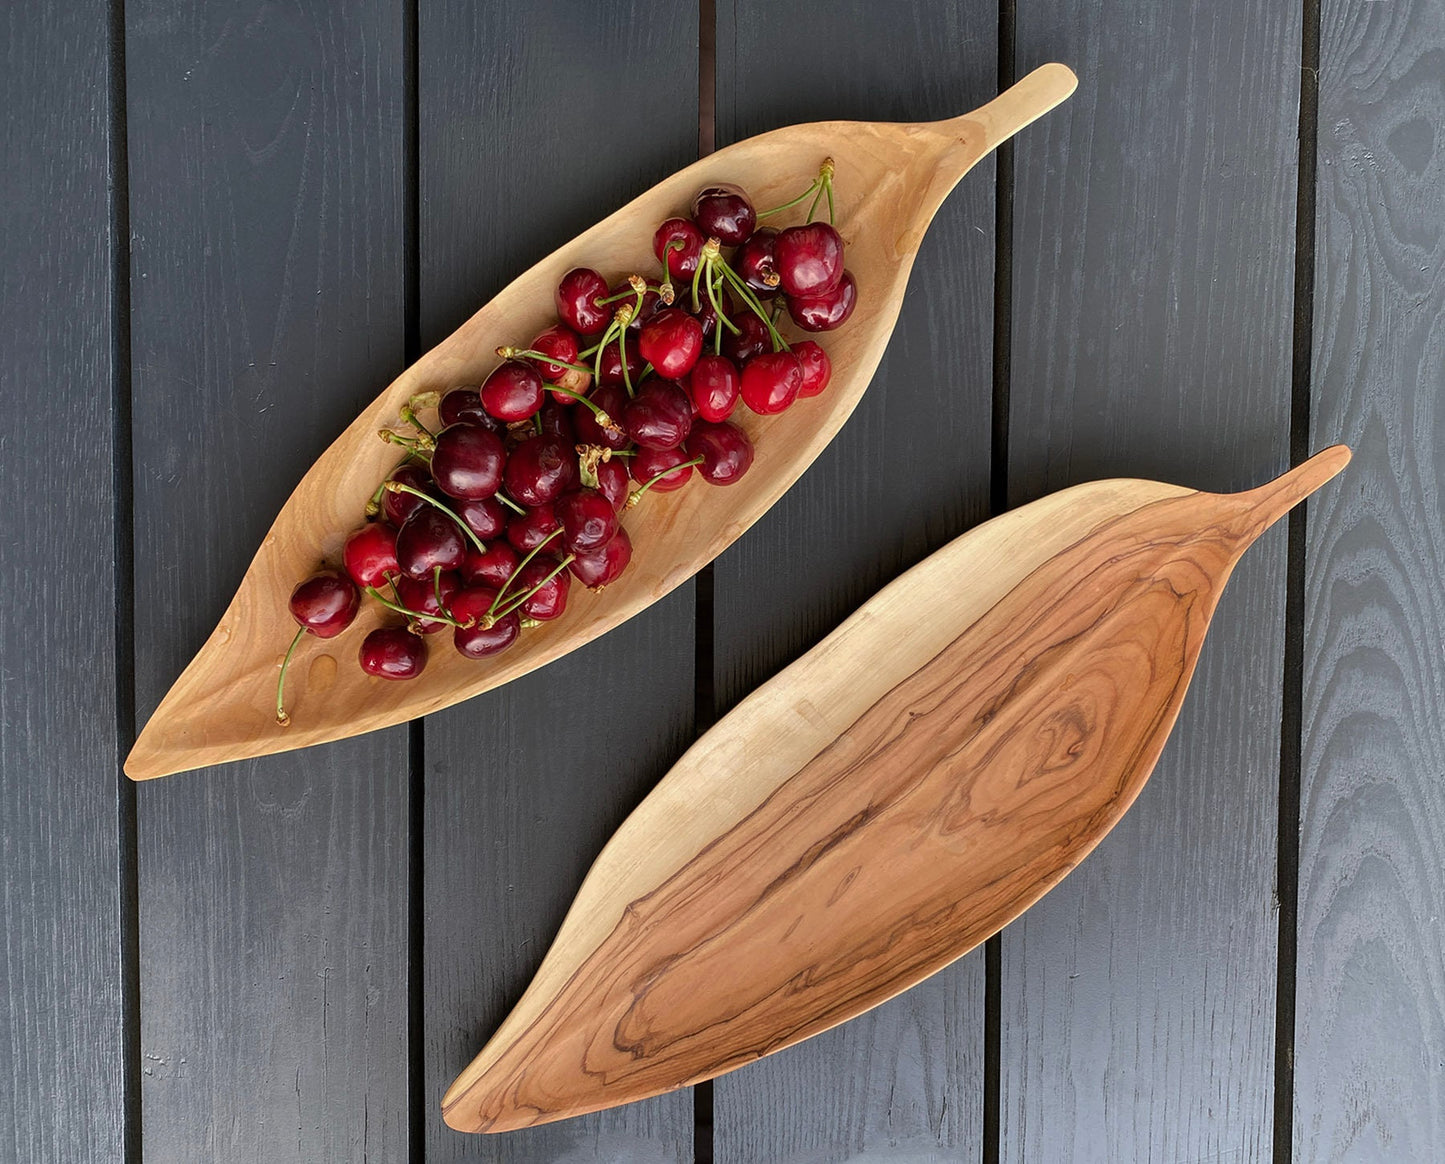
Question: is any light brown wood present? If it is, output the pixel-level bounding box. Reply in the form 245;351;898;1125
440;446;1351;1134
123;64;1078;781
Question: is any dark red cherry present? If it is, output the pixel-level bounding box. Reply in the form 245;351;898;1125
610;281;663;330
453;495;507;541
462;541;519;588
395;570;460;634
481;361;545;422
722;312;771;363
653;217;705;279
438;387;498;430
740;351;803;415
573;384;632;451
695;294;722;338
450;588;520;658
774;222;844;297
514;556;571;621
556;488;618;555
686;421;755;485
787;270;857;332
430;423;505;500
529;324;581;381
622;380;693;450
359;626;427;679
691;183;756;246
537;402;577;445
793;340;832;397
638;308;704;380
381;464;433;526
503;436;576;507
396;508;467;578
555;267;611;335
687;354;741;423
506;503;561;553
735;226;780;296
289;570;360;638
568;526;632;589
630;444;697;492
343;524;399;589
595;457;630;511
597;333;644;388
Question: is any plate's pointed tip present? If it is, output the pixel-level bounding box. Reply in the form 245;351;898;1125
1034;61;1080;96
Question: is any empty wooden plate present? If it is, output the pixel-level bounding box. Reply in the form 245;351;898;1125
124;63;1079;780
441;445;1350;1133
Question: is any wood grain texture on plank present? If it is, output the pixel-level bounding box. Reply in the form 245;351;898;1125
125;0;410;1159
1297;0;1445;1155
712;3;997;1159
0;3;126;1161
416;3;698;1161
1003;0;1302;1159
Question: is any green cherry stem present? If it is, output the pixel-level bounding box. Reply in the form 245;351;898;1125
275;625;305;726
718;263;789;351
488;526;563;617
384;481;487;554
495;347;595;377
365;585;466;629
496;492;525;515
626;455;705;507
491;554;576;622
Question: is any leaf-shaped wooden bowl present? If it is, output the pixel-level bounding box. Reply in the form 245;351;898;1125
124;63;1078;781
441;446;1351;1133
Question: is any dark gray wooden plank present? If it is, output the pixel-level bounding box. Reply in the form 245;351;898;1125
711;3;995;1159
417;3;699;1160
1295;0;1445;1155
0;3;127;1161
126;1;410;1159
1001;2;1301;1159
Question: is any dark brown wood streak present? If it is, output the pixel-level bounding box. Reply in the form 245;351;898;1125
442;450;1347;1133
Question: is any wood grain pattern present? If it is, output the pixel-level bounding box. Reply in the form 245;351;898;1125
125;1;411;1159
122;63;1077;781
442;450;1348;1135
1003;1;1302;1158
416;3;700;1161
710;5;998;1157
1296;0;1445;1154
0;3;126;1160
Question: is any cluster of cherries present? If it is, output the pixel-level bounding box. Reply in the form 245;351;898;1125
277;160;856;724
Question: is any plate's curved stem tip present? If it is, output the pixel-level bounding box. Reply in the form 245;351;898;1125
1238;444;1352;531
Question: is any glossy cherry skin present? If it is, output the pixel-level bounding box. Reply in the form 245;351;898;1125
555;267;611;335
573;384;632;451
450;588;520;658
595;456;630;511
453;495;507;541
630;444;696;492
638;308;704;380
734;226;780;296
556;488;618;555
537;399;577;441
395;570;460;634
622;379;693;450
506;503;561;553
481;360;545;422
438;387;499;430
343;524;399;589
687;354;741;422
774;222;845;297
396;508;468;578
514;556;570;621
568;526;632;589
359;626;427;679
653;217;705;279
530;324;580;381
686;420;755;485
722;312;771;363
793;340;832;397
691;182;756;245
289;570;360;638
462;541;519;588
503;435;576;506
695;294;722;338
381;464;434;526
787;269;857;332
597;333;644;388
740;350;804;415
430;423;505;500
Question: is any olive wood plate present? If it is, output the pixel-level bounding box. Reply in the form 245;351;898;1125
442;445;1351;1133
125;63;1079;780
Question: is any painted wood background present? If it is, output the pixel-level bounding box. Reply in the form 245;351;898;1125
1;1;1440;1161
